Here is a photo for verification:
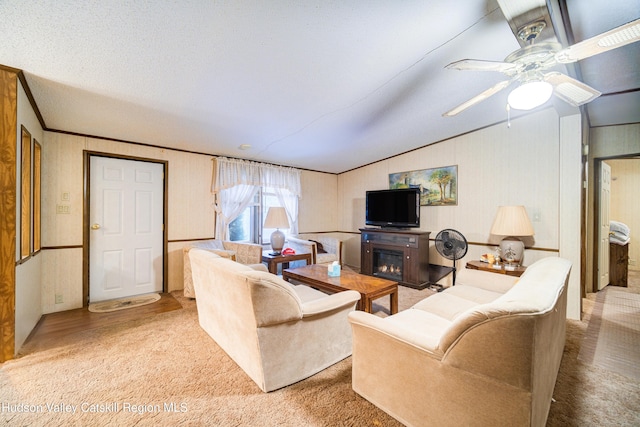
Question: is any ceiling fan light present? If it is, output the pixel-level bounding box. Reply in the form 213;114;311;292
507;81;553;110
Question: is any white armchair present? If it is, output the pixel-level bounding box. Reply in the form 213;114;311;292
286;234;342;265
183;239;263;298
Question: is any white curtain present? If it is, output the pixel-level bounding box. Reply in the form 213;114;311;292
215;185;259;240
260;163;301;198
213;157;262;191
262;162;301;236
274;187;299;235
213;157;301;240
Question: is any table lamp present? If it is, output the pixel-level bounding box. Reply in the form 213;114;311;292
264;207;290;255
490;205;534;266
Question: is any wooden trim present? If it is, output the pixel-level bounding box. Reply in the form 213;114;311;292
82;153;89;305
167;237;215;244
339;107;558;174
20;125;32;261
83;151;169;307
16;71;47;130
33;140;41;252
0;69;17;362
41;245;83;250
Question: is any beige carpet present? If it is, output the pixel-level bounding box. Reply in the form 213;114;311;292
578;287;640;380
88;293;161;313
371;285;435;317
2;281;640;426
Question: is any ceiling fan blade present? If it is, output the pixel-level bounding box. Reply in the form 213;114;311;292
555;18;640;63
445;59;519;74
443;79;513;117
544;72;601;106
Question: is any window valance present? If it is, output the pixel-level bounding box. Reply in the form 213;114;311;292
213;157;301;197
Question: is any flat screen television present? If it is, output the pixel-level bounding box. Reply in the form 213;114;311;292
365;188;420;228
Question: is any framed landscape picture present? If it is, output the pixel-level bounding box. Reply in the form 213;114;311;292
389;165;457;206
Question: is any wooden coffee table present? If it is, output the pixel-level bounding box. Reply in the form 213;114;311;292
283;264;398;314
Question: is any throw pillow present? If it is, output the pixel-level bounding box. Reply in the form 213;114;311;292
309;240;327;253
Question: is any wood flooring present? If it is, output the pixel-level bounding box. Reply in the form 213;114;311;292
22;293;182;353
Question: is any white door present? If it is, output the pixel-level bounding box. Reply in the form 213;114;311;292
598;161;611;291
90;156;164;302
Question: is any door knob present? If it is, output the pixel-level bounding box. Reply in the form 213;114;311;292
91;223;101;230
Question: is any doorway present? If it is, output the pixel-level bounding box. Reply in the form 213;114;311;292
85;154;167;304
594;156;639;293
597;161;611;291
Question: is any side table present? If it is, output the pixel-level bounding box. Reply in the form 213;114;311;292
262;251;312;275
465;260;526;277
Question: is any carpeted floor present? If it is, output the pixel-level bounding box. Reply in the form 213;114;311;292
578;288;640;380
1;273;639;426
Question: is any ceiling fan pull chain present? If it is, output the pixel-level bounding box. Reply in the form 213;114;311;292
506;103;511;128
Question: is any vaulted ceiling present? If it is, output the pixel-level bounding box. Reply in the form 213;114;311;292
1;1;638;173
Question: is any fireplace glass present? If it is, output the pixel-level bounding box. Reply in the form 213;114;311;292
373;248;403;281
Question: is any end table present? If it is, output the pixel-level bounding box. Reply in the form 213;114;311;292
465;260;526;277
262;251;312;275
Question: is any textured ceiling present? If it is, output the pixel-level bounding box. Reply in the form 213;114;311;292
1;1;638;173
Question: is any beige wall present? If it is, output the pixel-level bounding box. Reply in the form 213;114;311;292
41;133;217;313
23;107;590;330
337;108;583;319
39;133;337;314
15;79;44;351
298;170;338;233
607;158;640;271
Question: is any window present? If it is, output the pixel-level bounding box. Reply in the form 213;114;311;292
214;157;300;241
228;188;290;244
229;191;259;242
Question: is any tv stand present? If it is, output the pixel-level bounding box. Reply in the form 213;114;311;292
360;228;432;289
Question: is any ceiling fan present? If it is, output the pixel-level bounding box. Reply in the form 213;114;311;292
443;18;640;117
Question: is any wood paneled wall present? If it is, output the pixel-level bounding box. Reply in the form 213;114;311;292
0;69;17;362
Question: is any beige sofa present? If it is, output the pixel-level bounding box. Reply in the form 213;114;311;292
348;256;572;427
183;239;262;298
189;248;361;392
286;234;342;265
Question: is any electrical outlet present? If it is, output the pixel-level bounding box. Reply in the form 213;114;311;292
629;259;636;266
55;294;63;304
56;205;70;214
61;192;70;201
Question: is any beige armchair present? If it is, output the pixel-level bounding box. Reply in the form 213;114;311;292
286;234;342;265
183;239;262;298
189;249;361;392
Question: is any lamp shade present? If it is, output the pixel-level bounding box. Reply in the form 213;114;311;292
490;206;534;237
264;207;290;229
507;80;553;110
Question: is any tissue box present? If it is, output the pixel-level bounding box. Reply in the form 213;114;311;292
327;262;341;277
